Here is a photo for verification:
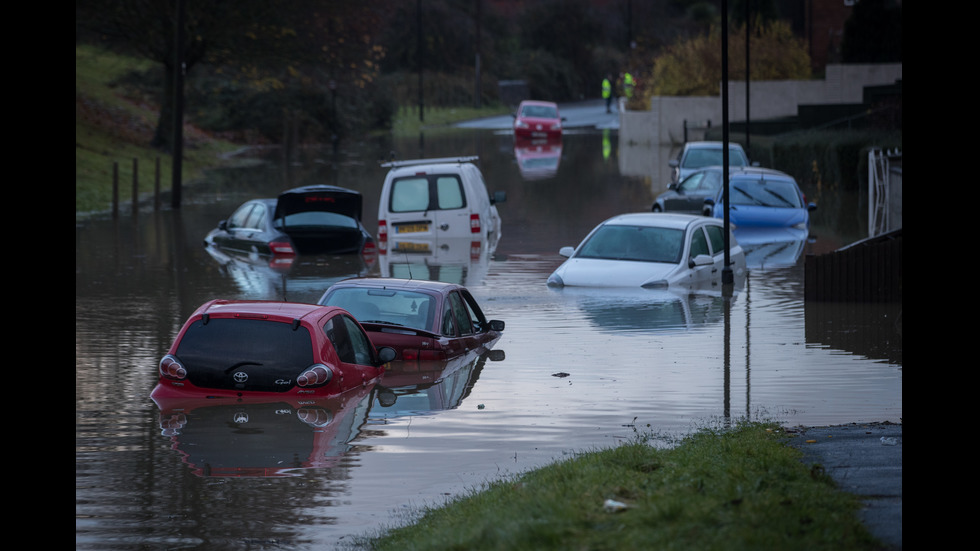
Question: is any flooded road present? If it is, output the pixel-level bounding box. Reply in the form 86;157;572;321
76;126;902;550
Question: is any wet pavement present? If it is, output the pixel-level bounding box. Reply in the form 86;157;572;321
789;423;902;550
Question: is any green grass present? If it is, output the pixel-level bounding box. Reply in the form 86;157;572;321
75;44;239;215
359;422;880;551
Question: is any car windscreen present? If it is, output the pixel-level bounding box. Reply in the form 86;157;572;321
683;148;748;169
322;287;436;332
521;105;558;118
576;225;683;264
730;179;803;208
390;175;466;213
174;318;315;392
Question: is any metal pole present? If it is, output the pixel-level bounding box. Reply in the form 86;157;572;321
418;0;424;123
722;0;733;286
171;0;185;209
745;0;750;155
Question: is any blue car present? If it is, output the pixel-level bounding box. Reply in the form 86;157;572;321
703;167;816;229
653;166;816;229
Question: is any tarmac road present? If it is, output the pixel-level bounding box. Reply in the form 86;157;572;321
788;422;902;550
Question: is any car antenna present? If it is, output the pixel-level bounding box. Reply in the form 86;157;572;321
405;250;413;280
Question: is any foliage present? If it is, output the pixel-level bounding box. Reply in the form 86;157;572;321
75;45;239;214
639;19;811;100
364;422;880;551
841;0;902;63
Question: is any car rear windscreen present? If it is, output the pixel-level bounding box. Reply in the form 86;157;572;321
175;318;315;392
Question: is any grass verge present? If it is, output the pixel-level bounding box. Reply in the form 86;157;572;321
75;44;242;216
359;422;880;551
391;104;511;137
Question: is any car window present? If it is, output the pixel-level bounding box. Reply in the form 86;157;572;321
677;172;704;193
436;176;465;209
175;318;313;373
441;300;457;336
277;211;358;229
323;314;374;366
390;177;430;212
244;203;266;230
690;227;710;258
341;315;375;366
705;225;726;255
522;105;557;118
390;175;467;212
322;287;435;331
227;204;255;229
701;171;722;193
683;148;748;169
449;292;474;335
577;225;683;264
460;291;488;333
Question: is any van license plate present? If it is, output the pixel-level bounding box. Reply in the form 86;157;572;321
396;223;429;234
395;241;430;252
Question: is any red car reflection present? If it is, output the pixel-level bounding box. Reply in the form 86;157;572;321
150;300;396;402
317;278;504;362
152;387;373;477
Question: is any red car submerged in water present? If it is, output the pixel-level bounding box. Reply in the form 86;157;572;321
512;100;564;140
150;300;396;402
317;278;504;362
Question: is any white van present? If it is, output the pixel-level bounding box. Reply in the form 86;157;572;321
378;156;506;254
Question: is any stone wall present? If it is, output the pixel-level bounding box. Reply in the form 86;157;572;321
620;64;903;147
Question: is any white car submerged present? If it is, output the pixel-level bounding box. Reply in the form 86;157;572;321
547;213;746;291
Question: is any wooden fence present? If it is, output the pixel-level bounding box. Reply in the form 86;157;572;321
804;229;902;302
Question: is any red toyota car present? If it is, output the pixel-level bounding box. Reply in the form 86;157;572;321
150;300;396;402
317;278;504;362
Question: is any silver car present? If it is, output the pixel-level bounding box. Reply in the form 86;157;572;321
547;213;746;291
669;141;752;184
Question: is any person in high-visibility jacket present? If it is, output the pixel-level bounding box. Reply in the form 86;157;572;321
602;74;613;113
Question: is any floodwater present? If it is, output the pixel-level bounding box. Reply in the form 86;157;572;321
76;126;902;550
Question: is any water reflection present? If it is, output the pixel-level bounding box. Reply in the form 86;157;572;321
551;287;736;333
734;226;810;270
371;348;503;420
513;137;563;181
379;233;498;286
204;245;378;304
153;385;374;477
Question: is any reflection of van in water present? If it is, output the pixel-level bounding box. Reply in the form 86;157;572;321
378;157;506;255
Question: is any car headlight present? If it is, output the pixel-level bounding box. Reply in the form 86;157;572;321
546;273;565;287
641;280;669;289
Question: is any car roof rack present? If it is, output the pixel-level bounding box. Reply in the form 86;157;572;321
381;156;479;168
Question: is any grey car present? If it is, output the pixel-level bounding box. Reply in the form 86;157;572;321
668;141;752;184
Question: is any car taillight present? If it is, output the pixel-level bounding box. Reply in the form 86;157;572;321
378;221;388;253
297;407;333;427
470;241;481;260
159;355;186;381
296;364;333;387
470;214;481;233
361;240;378;265
269;241;296;256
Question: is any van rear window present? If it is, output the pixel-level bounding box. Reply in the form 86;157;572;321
390;175;466;212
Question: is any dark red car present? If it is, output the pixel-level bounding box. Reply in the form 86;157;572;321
317;278;504;362
150;300;396;402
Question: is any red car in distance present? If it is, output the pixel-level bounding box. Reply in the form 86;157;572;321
150;300;396;402
513;100;564;140
317;278;504;362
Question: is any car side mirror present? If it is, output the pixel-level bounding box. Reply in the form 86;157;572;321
218;220;228;231
689;254;714;268
377;346;396;364
669;159;679;168
703;198;715;206
488;349;506;361
492;191;507;204
489;319;505;331
559;246;575;258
